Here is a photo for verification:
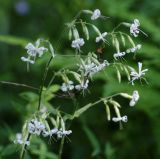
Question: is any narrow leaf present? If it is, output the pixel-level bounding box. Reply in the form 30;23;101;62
83;126;101;157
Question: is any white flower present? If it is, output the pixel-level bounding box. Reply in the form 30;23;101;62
25;41;48;57
14;133;30;146
57;128;72;138
91;9;101;20
75;79;89;91
126;44;141;53
112;115;128;123
130;19;140;37
61;81;74;92
129;90;139;106
95;32;108;43
21;40;48;64
28;119;45;135
130;62;148;85
113;52;126;60
21;57;35;64
71;38;85;50
90;60;109;76
42;128;58;137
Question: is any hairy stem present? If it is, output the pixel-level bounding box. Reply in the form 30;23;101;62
58;137;65;159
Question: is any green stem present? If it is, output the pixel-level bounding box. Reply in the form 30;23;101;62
20;134;31;159
20;56;53;159
38;56;53;111
112;22;124;32
68;93;122;120
0;81;39;91
58;137;65;159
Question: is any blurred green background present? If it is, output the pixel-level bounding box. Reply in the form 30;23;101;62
0;0;160;159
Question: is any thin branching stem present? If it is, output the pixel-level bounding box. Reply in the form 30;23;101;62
0;81;39;91
38;56;53;111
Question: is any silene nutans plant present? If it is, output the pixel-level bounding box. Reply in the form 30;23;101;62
1;9;149;159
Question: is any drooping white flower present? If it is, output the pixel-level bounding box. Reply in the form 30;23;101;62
57;128;72;138
130;19;140;37
113;52;126;60
61;81;74;92
91;9;101;20
14;133;30;146
112;115;128;122
129;90;139;106
126;44;141;53
75;79;89;91
71;38;85;50
130;62;148;85
95;32;108;43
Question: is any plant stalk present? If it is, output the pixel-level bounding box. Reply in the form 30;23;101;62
38;56;53;111
58;137;65;159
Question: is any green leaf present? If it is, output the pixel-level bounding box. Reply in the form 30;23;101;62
20;92;39;102
104;143;115;159
83;126;101;157
1;144;17;157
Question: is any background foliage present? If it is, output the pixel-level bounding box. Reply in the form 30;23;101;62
0;0;160;159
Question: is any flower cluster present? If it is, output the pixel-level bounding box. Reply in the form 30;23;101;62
21;40;48;64
130;19;140;37
14;133;30;146
28;119;46;135
79;60;109;77
130;62;148;85
13;9;149;157
61;79;89;92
